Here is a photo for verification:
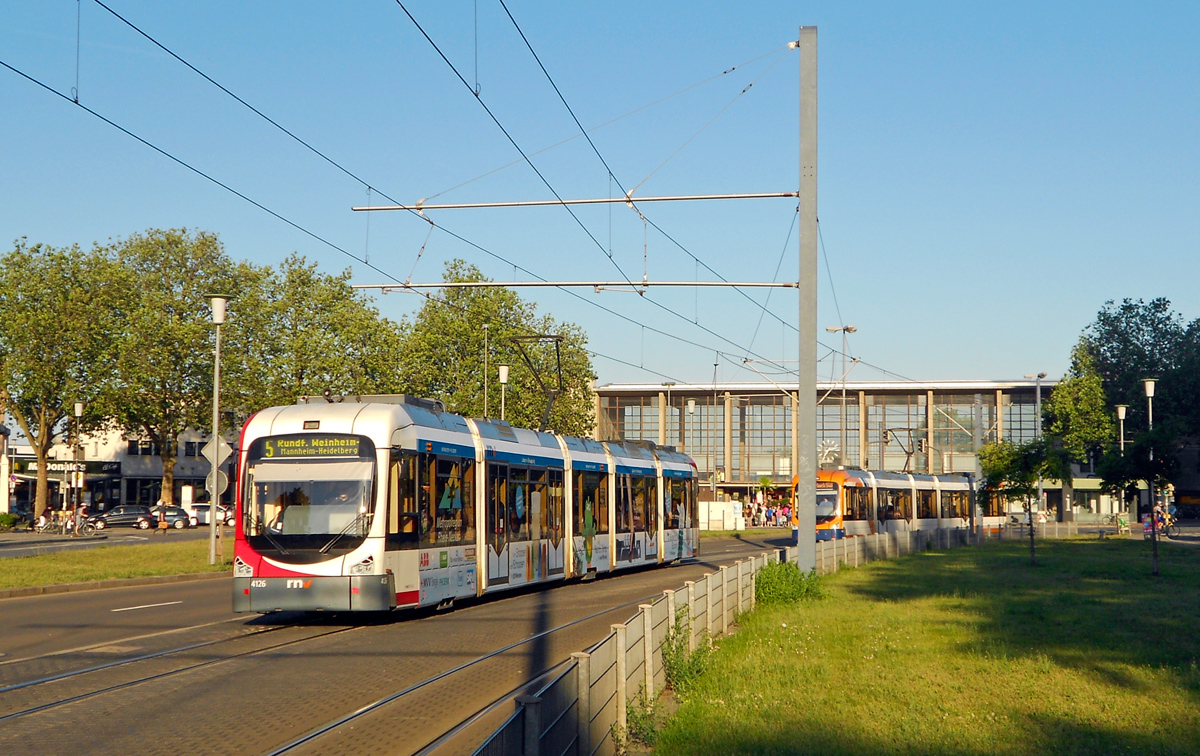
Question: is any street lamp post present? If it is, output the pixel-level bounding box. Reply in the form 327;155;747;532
1116;404;1128;524
826;326;856;466
1025;372;1048;519
687;398;696;456
499;365;509;422
72;402;83;534
483;324;489;418
1145;378;1159;576
207;295;229;567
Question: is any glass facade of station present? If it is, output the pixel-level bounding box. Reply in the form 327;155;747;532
597;381;1044;491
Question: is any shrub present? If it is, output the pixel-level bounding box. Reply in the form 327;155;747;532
0;512;22;531
755;560;824;605
662;605;711;697
625;685;658;746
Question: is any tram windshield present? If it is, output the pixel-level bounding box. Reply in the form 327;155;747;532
244;457;376;561
816;484;839;523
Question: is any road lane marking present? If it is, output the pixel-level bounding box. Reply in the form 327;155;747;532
111;601;183;612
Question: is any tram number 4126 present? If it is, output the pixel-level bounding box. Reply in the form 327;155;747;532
250;579;267;588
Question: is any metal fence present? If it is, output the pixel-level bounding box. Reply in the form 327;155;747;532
472;522;1081;756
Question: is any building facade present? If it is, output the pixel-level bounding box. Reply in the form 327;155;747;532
595;379;1131;518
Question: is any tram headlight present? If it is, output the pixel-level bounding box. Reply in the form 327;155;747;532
233;557;253;578
349;556;375;575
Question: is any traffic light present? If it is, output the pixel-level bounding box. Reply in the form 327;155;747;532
882;429;891;443
916;438;927;453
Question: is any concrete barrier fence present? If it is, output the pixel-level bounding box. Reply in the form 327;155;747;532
471;522;1081;756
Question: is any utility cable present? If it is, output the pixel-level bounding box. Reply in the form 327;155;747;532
0;56;671;385
745;207;798;359
497;3;802;344
393;0;637;289
423;44;792;202
68;5;796;376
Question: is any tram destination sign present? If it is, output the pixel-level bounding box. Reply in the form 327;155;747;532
262;435;364;458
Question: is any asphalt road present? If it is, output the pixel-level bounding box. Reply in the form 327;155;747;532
0;534;788;756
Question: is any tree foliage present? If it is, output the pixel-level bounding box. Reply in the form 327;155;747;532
396;260;596;436
0;240;120;516
103;229;241;504
227;254;405;412
1042;342;1115;463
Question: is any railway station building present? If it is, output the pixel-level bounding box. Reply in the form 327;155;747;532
593;379;1131;519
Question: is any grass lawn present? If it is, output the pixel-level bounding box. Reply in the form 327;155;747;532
701;528;795;540
655;537;1200;756
0;539;232;590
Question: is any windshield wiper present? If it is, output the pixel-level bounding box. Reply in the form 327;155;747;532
319;513;369;555
253;516;290;555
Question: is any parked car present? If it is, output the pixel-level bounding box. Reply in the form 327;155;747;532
190;503;235;527
88;505;154;530
153;506;194;530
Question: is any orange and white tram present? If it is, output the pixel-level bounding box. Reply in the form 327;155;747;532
232;396;699;613
812;468;979;540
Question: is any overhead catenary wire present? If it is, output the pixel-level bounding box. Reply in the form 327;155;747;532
394;1;800;376
0;58;682;387
422;44;795;203
496;2;802;365
392;0;639;289
78;4;791;379
53;6;862;385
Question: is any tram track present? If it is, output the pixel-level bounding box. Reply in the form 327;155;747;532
0;622;359;722
260;592;661;756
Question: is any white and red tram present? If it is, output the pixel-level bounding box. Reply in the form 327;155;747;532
232;396;699;613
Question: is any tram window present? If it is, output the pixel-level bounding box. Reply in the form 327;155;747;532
642;477;658;532
690;480;699;528
616;475;632;533
667;481;683;529
547;469;564;542
916;489;936;519
574;471;604;536
529;469;548;539
879;488;912;520
488;464;508;550
941;490;968;519
387;451;418;550
417;454;475;547
509;468;531;542
843;487;869;521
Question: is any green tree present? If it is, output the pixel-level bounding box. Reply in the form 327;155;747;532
978;438;1070;564
103;229;240;505
226;254;405;413
1081;298;1188;435
1043;343;1116;461
397;260;596;436
0;240;120;517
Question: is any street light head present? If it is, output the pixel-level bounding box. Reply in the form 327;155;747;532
74;402;84;418
206;294;231;325
844;325;857;334
1116;404;1127;420
688;398;696;414
825;326;839;333
1143;378;1157;398
498;365;509;385
1038;372;1047;379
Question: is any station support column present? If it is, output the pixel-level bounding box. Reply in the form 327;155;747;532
795;25;818;572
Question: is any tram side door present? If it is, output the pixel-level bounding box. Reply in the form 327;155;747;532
487;463;509;585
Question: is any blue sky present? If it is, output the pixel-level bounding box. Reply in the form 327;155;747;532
3;2;1198;387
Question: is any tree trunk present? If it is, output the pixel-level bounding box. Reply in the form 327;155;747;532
34;445;50;518
159;438;177;505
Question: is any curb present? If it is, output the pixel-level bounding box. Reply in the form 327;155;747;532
0;570;230;601
0;535;109;548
